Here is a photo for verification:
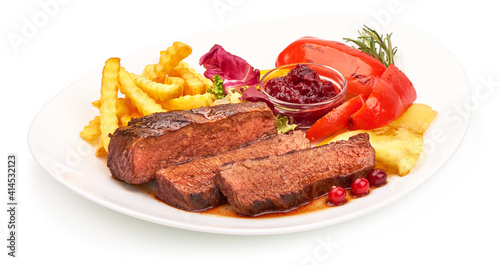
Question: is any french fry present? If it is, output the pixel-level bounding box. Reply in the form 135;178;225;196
141;64;156;80
164;76;185;87
197;72;213;90
116;98;131;117
171;62;207;96
92;99;101;109
131;73;183;103
80;116;101;142
178;61;212;89
119;67;165;116
95;141;107;157
162;93;215;111
120;110;141;127
99;57;121;153
154;42;192;83
92;97;137;127
115;97;139;127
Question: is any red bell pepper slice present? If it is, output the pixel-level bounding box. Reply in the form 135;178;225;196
349;64;417;130
275;36;387;98
305;95;365;142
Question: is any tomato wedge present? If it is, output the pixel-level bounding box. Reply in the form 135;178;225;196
275;36;387;98
349;64;417;130
305;95;365;142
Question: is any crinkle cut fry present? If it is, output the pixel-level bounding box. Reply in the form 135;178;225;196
131;72;183;102
154;42;192;83
99;57;121;152
171;62;206;96
161;93;215;111
178;61;212;89
141;64;155;80
80;115;101;142
119;67;165;116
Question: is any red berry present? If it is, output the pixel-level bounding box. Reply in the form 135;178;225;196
351;177;369;197
328;186;346;205
367;168;387;187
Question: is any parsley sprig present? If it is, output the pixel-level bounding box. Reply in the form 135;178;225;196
208;75;226;99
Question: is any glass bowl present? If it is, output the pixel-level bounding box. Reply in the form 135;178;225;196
260;63;348;129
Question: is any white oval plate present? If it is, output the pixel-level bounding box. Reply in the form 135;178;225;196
28;14;470;235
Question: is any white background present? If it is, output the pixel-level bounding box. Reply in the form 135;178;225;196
1;0;499;264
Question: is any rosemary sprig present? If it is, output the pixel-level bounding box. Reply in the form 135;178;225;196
343;25;398;67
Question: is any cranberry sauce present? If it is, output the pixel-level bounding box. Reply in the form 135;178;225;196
265;64;340;104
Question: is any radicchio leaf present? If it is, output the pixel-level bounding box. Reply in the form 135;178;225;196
199;44;260;93
240;85;275;112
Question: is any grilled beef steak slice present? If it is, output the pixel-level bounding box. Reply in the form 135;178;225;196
155;130;310;211
107;101;276;184
215;133;375;216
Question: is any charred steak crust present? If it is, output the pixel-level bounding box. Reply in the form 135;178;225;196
215;133;376;216
155;130;311;211
107;101;277;184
